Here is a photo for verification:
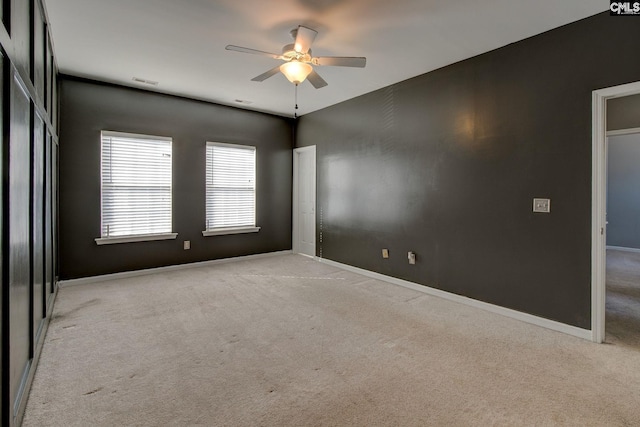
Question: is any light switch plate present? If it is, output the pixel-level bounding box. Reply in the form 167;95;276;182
533;198;551;213
382;249;389;259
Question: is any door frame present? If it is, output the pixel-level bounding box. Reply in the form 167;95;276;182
591;80;640;343
292;145;316;256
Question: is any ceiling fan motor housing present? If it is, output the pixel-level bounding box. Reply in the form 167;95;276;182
282;43;312;62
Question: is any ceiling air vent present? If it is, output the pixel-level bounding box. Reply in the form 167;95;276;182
132;77;159;86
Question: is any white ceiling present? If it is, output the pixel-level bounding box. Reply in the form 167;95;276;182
43;0;607;117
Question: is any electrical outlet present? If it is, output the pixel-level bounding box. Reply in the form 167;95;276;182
408;251;416;265
382;249;389;259
184;240;191;250
533;198;551;213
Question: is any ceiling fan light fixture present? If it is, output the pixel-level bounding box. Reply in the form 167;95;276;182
227;25;365;89
280;61;312;85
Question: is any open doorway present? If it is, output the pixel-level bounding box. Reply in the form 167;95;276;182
592;82;640;344
605;96;640;348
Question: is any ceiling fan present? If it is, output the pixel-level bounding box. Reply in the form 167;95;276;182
225;25;366;89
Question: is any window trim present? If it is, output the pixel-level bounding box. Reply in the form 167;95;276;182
97;130;175;245
203;141;258;236
101;130;172;143
202;227;260;237
95;232;178;245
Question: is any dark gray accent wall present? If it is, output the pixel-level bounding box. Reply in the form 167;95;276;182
296;12;640;329
608;93;640;131
58;77;293;280
607;132;640;249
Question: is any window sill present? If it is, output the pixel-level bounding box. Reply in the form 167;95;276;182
202;227;260;237
95;233;178;245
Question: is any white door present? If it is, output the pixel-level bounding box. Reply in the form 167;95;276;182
293;146;316;257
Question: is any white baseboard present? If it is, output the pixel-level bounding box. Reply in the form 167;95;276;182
318;257;593;341
606;245;640;254
59;250;293;287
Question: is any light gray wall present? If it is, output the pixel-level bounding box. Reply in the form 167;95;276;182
607;132;640;249
608;93;640;131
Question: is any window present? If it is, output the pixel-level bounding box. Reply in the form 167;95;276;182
203;142;260;236
95;131;177;245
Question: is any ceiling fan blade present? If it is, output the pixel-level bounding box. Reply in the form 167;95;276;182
251;66;281;82
312;56;367;68
225;45;282;60
307;70;328;89
294;25;317;54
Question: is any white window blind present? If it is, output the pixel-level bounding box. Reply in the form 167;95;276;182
206;142;256;230
101;131;172;238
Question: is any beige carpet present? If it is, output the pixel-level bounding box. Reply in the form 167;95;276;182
23;254;640;426
606;249;640;349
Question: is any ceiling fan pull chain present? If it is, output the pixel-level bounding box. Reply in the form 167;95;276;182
294;83;299;119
